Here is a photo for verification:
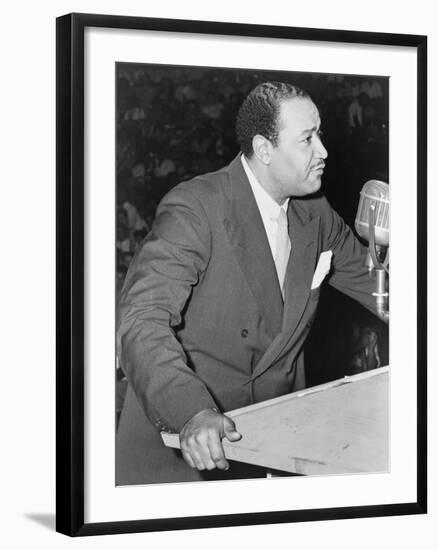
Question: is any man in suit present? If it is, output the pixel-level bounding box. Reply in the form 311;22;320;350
116;81;379;485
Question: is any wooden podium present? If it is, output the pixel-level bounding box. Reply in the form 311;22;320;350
161;366;389;475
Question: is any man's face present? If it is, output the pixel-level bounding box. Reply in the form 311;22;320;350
268;97;328;201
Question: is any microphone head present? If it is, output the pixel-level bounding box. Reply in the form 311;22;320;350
355;179;389;247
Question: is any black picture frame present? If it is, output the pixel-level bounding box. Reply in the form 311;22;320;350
56;12;427;537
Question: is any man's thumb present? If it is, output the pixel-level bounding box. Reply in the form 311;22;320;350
223;416;242;442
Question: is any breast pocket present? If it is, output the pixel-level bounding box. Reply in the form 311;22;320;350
305;286;321;329
309;286;321;301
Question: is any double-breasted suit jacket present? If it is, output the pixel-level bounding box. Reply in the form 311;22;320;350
116;155;377;484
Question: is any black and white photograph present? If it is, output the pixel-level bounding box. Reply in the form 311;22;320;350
3;0;435;547
115;63;390;485
54;11;427;538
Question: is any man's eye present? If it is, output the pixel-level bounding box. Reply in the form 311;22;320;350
303;136;312;143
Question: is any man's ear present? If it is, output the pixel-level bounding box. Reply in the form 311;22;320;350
252;135;272;165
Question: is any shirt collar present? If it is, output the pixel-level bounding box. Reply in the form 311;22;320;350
241;155;289;220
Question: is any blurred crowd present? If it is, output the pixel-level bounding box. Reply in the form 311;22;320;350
116;64;389;414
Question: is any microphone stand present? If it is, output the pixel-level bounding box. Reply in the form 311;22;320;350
368;204;389;322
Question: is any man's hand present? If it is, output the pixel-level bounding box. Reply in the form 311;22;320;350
179;409;242;471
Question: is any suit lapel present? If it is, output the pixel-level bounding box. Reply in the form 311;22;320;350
282;200;320;334
224;156;284;338
251;199;321;379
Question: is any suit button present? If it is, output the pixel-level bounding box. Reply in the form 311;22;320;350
241;329;248;338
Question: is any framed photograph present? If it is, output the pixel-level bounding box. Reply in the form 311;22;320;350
56;13;427;536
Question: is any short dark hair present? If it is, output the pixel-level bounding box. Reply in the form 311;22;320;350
236;81;310;157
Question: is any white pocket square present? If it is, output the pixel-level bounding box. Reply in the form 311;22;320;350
311;250;333;289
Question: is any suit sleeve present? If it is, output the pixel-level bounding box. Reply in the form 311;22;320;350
117;184;218;433
320;197;381;315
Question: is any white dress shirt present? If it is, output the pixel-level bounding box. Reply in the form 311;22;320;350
241;155;290;260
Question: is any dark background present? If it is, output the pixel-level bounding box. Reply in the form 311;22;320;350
116;63;389;414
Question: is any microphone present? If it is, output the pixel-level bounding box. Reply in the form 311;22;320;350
355;180;389;321
355;179;389;248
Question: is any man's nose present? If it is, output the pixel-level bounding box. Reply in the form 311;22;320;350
315;135;328;159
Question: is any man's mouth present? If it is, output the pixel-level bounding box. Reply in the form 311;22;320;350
311;163;325;174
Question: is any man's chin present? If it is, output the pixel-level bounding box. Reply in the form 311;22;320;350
289;178;322;198
307;177;322;194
